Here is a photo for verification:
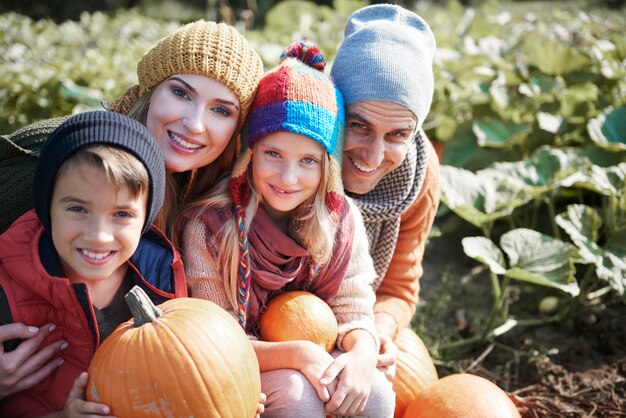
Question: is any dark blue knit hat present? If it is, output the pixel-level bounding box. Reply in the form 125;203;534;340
34;111;165;234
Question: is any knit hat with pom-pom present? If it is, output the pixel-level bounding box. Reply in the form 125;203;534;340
228;40;346;326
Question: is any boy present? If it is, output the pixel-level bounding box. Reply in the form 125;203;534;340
0;111;187;417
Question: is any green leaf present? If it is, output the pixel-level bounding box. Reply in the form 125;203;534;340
439;166;532;229
587;107;626;152
500;228;580;296
560;163;626;196
556;205;626;294
472;119;532;149
524;38;592;75
462;236;507;274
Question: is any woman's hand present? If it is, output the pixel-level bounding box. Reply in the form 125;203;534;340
0;323;66;399
295;341;337;403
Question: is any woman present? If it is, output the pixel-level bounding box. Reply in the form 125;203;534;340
0;19;264;402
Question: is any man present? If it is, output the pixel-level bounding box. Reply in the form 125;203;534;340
330;4;440;380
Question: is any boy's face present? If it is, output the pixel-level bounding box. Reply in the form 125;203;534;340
50;162;148;287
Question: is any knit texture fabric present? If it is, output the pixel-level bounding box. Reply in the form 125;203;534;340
330;4;436;130
0;117;67;233
228;41;346;326
33;111;165;234
361;131;427;288
109;20;264;132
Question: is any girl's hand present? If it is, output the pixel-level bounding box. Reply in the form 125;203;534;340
376;334;398;382
295;341;337;403
59;372;114;418
0;323;66;399
320;332;377;416
254;392;266;418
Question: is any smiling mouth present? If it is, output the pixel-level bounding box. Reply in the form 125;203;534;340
81;249;113;260
270;185;299;195
350;157;377;173
169;131;203;150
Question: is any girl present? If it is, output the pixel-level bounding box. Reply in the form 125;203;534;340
182;42;394;417
0;20;264;401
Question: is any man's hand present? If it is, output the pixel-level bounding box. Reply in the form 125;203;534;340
376;333;398;382
0;323;67;399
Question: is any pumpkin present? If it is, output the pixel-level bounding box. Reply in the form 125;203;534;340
403;373;521;418
86;286;261;418
259;290;338;352
393;328;439;418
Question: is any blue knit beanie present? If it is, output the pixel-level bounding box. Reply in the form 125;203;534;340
34;111;165;234
330;4;436;130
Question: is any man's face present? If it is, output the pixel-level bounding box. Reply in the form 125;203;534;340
342;101;417;195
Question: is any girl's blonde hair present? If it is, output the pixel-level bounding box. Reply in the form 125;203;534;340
188;149;335;312
128;87;238;246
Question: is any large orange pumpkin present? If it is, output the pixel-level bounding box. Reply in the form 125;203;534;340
86;286;261;418
259;290;338;352
403;373;521;418
393;328;439;418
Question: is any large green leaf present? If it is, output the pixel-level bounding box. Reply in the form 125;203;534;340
587;107;626;152
500;228;580;296
462;236;507;274
560;163;626;196
472;119;532;149
439;166;533;229
480;147;591;197
524;38;592;75
556;205;626;294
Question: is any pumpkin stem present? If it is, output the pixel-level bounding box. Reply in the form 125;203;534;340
125;285;163;327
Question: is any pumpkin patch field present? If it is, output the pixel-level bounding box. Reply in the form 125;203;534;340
1;1;624;416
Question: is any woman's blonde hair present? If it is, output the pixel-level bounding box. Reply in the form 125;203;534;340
128;87;238;245
188;150;335;312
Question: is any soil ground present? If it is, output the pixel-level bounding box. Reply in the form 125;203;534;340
417;215;626;417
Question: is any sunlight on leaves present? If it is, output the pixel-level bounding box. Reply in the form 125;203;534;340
500;228;581;296
588;106;626;152
462;237;506;274
472;119;532;149
556;204;626;294
439;166;532;229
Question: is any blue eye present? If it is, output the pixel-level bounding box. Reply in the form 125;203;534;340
213;106;231;117
265;150;280;158
67;206;86;213
302;157;318;165
172;87;190;100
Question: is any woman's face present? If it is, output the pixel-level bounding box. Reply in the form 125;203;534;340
146;74;240;174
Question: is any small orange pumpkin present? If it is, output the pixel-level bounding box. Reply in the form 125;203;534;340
86;286;261;418
403;373;521;418
393;328;439;418
259;290;338;352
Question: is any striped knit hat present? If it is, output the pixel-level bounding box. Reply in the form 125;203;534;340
109;20;264;132
228;41;345;326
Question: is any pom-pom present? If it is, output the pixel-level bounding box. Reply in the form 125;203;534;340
280;40;326;72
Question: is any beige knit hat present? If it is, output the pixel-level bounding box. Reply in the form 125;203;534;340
110;20;264;131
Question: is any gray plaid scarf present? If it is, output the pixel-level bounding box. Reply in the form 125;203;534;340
352;130;427;290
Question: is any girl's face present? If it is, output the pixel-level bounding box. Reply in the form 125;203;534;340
146;74;240;174
252;132;324;222
50;163;147;292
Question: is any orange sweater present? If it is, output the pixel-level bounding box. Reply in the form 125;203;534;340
373;138;440;332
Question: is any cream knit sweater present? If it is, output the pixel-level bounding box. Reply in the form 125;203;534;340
183;197;378;351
